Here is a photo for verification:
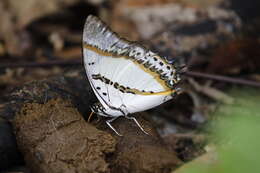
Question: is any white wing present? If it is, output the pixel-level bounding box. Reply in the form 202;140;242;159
83;15;180;116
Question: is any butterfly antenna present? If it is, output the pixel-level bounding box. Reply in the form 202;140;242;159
125;115;149;135
106;117;122;136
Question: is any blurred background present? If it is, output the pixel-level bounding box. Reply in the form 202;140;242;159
0;0;260;172
0;0;260;88
1;0;260;132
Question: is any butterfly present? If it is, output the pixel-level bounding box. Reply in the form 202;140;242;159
82;15;181;135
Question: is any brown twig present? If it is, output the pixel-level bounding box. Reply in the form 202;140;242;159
1;60;260;88
185;71;260;88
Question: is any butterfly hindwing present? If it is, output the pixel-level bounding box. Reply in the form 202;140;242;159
83;15;180;116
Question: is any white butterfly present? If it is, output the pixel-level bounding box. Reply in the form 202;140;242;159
83;15;181;135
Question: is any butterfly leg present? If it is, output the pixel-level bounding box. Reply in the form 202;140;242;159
124;115;149;135
106;117;122;136
87;111;95;122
